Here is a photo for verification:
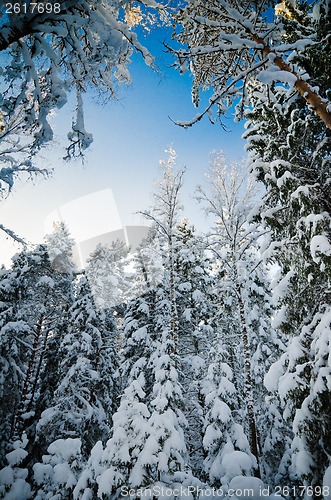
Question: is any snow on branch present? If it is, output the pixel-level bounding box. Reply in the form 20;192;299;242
0;0;167;173
170;0;331;130
0;223;28;245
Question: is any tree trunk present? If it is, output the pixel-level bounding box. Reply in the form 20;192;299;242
11;318;44;438
27;327;51;413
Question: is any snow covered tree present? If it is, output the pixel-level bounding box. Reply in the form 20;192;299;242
140;147;185;353
173;218;215;361
240;2;331;489
33;438;84;500
86;290;156;498
84;151;204;497
0;264;27;468
0;244;73;453
137;285;189;488
44;222;76;274
197;152;285;479
171;219;216;476
0;0;167;195
79;285;191;497
172;2;330;483
31;273;119;498
0;433;32;500
202;343;256;489
91;372;151;498
0;242;76;498
35;274;118;458
171;0;331;130
139;150;209;478
86;240;130;314
168;0;331;490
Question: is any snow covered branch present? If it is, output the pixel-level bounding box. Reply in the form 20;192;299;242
171;0;331;129
0;0;167;171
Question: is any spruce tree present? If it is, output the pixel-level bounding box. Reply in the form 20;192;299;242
202;343;256;489
90;150;195;496
35;274;118;458
244;1;331;488
0;264;25;467
92;290;156;497
0;245;72;449
172;219;216;477
0;241;74;497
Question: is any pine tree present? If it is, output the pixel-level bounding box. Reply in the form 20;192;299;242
90;150;201;497
0;239;75;497
138;285;189;488
169;0;331;489
0;264;25;467
245;259;291;484
94;293;156;497
74;281;156;498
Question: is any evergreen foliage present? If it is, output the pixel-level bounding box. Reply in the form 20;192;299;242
243;1;331;488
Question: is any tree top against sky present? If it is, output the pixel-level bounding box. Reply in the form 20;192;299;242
170;0;331;130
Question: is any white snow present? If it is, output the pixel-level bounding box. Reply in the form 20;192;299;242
47;438;82;462
227;475;285;499
222;451;254;479
6;449;28;467
310;235;331;263
257;65;297;86
264;357;284;392
33;463;53;485
0;466;14;485
291;438;314;478
1;479;32;500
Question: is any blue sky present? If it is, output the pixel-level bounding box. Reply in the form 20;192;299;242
1;24;246;266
